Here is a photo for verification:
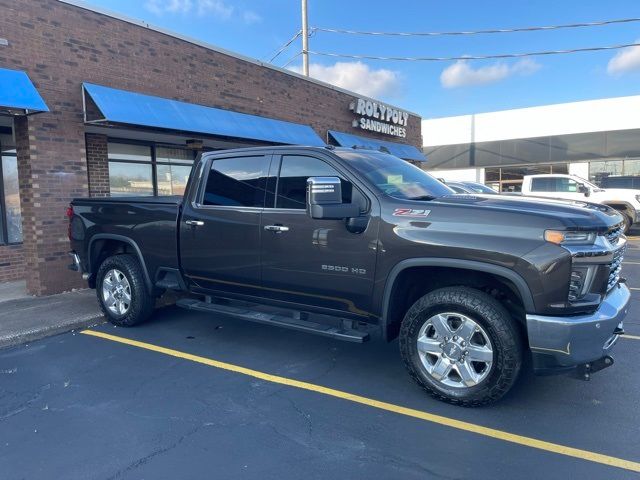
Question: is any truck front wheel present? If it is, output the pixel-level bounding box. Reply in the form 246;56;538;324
399;287;523;407
96;254;155;327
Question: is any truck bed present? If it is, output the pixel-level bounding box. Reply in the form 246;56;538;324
71;195;182;283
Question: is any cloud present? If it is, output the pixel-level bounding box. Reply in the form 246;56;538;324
290;61;401;98
144;0;233;20
607;41;640;75
242;10;262;25
440;58;541;88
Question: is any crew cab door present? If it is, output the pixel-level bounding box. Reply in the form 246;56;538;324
180;152;272;296
528;176;583;200
260;153;379;316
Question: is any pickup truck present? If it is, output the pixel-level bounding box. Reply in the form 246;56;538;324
521;173;640;232
68;146;629;406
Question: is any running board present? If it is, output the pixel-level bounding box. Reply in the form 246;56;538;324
176;298;369;343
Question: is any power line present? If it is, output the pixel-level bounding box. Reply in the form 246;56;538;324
311;17;640;37
281;51;302;68
266;30;302;63
308;42;640;62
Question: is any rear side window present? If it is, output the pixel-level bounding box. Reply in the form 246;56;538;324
530;177;555;192
276;155;352;209
203;155;270;207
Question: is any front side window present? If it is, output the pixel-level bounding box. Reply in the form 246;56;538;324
557;178;578;193
276;155;352;209
203;156;269;207
1;151;22;244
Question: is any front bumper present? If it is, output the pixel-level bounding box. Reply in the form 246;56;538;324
526;283;629;374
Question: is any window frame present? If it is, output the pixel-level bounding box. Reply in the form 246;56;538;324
107;138;197;197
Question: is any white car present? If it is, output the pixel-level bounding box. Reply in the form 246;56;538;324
521;174;640;232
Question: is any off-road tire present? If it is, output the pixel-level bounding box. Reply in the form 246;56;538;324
96;254;154;327
399;287;523;407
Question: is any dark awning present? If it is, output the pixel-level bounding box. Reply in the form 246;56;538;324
328;130;426;162
0;67;49;115
83;83;324;146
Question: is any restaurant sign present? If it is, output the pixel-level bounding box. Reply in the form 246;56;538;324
350;98;408;138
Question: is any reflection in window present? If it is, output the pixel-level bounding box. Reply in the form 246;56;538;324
108;162;153;196
203;156;269;207
156;164;191;196
2;154;22;243
277;156;348;209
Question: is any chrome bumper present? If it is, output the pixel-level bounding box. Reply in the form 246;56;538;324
526;283;629;372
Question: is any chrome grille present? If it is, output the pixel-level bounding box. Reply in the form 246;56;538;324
605;224;624;245
607;246;625;291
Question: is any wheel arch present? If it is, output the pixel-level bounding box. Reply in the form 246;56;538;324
88;234;153;292
381;258;535;341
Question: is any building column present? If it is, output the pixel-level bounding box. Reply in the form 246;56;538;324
14;114;88;296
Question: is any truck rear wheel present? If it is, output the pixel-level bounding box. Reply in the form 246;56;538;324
96;254;154;327
399;287;523;407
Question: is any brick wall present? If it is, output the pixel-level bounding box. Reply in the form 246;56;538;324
0;244;24;282
86;133;109;197
0;0;422;295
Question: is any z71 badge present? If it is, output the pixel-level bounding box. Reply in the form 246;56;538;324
393;208;431;217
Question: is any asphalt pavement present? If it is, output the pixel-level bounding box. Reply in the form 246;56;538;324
2;239;640;479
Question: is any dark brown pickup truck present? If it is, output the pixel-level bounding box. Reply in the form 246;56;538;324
68;146;629;406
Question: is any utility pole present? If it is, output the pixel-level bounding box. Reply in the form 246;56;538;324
301;0;309;76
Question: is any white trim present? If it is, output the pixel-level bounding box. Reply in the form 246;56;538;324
57;0;419;117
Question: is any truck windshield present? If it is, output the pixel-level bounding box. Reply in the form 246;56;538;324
335;150;454;200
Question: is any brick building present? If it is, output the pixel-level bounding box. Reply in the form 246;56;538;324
0;0;423;296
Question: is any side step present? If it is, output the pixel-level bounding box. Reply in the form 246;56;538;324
176;297;369;343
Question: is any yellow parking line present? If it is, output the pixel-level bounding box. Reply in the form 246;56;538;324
80;329;640;473
629;287;640;291
623;261;640;265
623;334;640;341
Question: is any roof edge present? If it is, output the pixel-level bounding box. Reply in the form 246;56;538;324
57;0;420;117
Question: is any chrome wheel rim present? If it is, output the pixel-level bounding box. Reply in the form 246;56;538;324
416;312;493;388
102;269;132;316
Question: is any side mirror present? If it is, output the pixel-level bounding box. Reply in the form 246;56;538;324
307;176;360;219
578;183;591;197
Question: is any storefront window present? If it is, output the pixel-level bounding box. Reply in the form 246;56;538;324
107;142;195;197
589;159;640;185
1;151;22;244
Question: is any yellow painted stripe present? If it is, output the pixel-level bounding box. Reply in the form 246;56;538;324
80;329;640;473
629;287;640;291
623;261;640;265
622;334;640;341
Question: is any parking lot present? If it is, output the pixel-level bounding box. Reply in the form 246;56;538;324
2;241;640;479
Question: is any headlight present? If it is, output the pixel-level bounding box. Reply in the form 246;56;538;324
544;230;597;245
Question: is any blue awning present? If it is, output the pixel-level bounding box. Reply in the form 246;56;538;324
0;68;49;114
83;83;324;146
328;130;426;162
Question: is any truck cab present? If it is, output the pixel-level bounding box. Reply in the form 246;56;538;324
522;173;640;232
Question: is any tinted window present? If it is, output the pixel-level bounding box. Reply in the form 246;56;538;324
203;156;269;207
530;177;555;192
556;178;578;192
276;155;352;209
448;185;467;193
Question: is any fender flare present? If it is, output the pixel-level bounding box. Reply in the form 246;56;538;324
88;234;153;292
381;258;536;330
602;201;635;219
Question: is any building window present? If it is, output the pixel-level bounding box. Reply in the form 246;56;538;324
0;150;22;244
107;141;196;197
589;159;640;185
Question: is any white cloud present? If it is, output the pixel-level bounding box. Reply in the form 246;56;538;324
242;10;262;25
607;41;640;76
440;58;541;89
290;61;401;98
144;0;233;19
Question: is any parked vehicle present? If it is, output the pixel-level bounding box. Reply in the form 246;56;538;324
598;175;640;190
445;181;498;194
521;173;640;232
68;146;629;406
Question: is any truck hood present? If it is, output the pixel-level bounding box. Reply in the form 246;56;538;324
430;194;622;231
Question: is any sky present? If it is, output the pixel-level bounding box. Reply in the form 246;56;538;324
81;0;640;119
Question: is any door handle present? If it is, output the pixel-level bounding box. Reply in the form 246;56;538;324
264;225;289;233
185;220;204;226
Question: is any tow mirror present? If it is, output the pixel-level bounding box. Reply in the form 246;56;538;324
307;176;360;219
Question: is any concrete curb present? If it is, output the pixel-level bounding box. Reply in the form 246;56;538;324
0;313;106;349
